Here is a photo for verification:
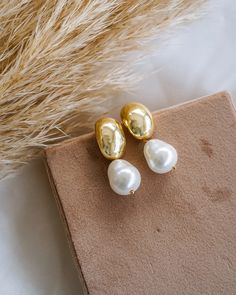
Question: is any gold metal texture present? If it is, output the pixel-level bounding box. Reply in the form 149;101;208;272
120;102;154;140
95;118;126;160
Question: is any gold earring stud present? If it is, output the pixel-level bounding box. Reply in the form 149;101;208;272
120;102;154;140
120;103;178;174
95;117;141;196
95;117;126;160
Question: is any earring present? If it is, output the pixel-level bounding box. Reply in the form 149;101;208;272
120;103;178;174
95;117;141;196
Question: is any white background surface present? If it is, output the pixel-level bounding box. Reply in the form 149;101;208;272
0;1;236;294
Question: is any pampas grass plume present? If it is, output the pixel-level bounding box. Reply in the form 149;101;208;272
0;0;206;178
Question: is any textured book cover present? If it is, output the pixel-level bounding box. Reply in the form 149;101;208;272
45;92;236;295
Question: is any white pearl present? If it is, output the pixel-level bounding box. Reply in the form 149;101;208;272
108;159;141;196
144;139;178;174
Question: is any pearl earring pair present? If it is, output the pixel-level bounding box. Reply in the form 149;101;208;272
95;103;178;196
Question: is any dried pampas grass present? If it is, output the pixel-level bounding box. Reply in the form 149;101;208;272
0;0;206;178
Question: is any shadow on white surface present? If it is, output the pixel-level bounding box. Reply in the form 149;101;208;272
117;0;236;111
0;160;83;295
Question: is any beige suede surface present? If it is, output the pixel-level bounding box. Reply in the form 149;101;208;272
45;92;236;295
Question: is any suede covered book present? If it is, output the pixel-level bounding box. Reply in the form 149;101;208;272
45;92;236;295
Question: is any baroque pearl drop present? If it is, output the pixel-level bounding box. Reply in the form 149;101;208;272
108;159;141;196
144;139;178;174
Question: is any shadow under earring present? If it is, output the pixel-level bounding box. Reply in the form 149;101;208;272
95;118;141;196
120;103;178;174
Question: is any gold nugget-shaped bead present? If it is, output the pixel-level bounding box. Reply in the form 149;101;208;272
120;102;154;140
95;118;126;160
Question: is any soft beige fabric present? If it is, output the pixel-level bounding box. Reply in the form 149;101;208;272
46;91;236;295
